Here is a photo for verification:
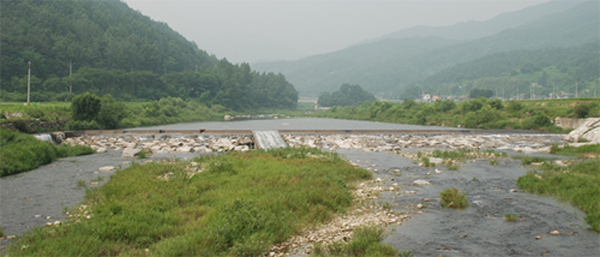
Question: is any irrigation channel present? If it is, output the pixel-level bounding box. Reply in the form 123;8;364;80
1;118;598;256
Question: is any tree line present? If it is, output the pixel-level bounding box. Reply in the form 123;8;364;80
0;0;298;110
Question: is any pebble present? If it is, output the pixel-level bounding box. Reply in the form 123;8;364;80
549;230;561;235
99;166;115;172
412;179;431;186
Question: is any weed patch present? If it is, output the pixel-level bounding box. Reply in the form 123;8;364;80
440;188;469;209
312;226;401;257
0;128;95;177
8;148;372;256
504;213;518;222
517;159;600;232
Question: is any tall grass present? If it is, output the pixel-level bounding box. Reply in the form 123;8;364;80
8;148;372;256
0;128;95;177
312;226;400;257
550;143;600;156
517;159;600;232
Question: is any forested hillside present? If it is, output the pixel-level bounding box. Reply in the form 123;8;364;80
0;0;298;109
412;42;600;99
253;1;599;98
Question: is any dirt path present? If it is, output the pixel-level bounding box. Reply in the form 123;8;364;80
337;149;600;256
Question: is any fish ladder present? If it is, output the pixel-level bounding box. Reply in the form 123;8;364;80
252;130;288;150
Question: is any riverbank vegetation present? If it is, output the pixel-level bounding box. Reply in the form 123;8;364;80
517;159;600;232
310;98;599;131
0;128;94;177
318;84;376;107
8;148;376;256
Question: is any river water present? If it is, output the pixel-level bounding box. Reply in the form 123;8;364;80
130;117;463;131
2;118;598;255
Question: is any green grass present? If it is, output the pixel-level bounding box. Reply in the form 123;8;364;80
517;159;600;232
518;156;549;165
550;143;600;157
504;213;518;222
312;226;401;257
0;128;95;177
440;188;469;209
431;149;508;162
137;149;152;159
8;148;373;256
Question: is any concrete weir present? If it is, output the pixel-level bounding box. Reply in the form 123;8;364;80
252;130;288;150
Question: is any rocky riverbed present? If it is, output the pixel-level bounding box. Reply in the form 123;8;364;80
63;133;565;158
3;126;598;255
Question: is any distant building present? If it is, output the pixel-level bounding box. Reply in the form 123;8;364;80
432;95;440;101
423;94;431;101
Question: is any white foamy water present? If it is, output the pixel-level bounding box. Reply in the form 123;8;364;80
253;130;288;150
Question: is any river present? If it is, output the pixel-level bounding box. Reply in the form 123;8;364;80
2;118;598;255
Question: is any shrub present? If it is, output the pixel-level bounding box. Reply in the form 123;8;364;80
504;213;518;222
96;94;126;129
440;188;468;209
574;104;590;118
71;92;101;121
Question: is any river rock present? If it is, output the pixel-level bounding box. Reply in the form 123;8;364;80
99;166;115;172
122;148;141;158
564;118;600;144
428;157;443;164
412;180;431;186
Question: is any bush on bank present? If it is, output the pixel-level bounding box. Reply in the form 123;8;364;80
8;148;372;256
517;159;600;232
0;128;95;177
311;98;599;131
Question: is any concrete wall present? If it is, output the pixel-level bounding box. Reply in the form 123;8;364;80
554;117;589;129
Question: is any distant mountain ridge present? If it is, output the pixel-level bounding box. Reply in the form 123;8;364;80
362;0;581;42
253;0;598;97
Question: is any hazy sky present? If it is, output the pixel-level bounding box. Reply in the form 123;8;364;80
124;0;549;64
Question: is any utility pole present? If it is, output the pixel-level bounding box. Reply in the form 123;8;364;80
195;64;198;72
27;61;31;106
553;82;555;99
517;86;519;100
575;82;578;98
69;60;72;93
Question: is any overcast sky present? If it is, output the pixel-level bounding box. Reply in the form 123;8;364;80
123;0;549;64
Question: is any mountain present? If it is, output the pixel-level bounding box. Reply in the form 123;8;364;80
253;1;599;97
0;0;298;109
416;42;600;99
364;0;581;42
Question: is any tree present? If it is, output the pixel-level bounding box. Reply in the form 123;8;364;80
318;84;376;107
96;94;126;129
71;92;101;121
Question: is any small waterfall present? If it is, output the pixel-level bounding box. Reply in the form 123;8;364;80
34;133;55;144
253;130;288;150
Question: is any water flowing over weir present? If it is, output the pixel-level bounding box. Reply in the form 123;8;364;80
252;130;288;150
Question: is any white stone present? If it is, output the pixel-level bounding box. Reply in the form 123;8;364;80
428;157;443;164
122;148;141;158
99;166;115;172
412;180;431;186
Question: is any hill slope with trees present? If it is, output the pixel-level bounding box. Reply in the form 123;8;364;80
253;1;599;98
0;0;298;110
